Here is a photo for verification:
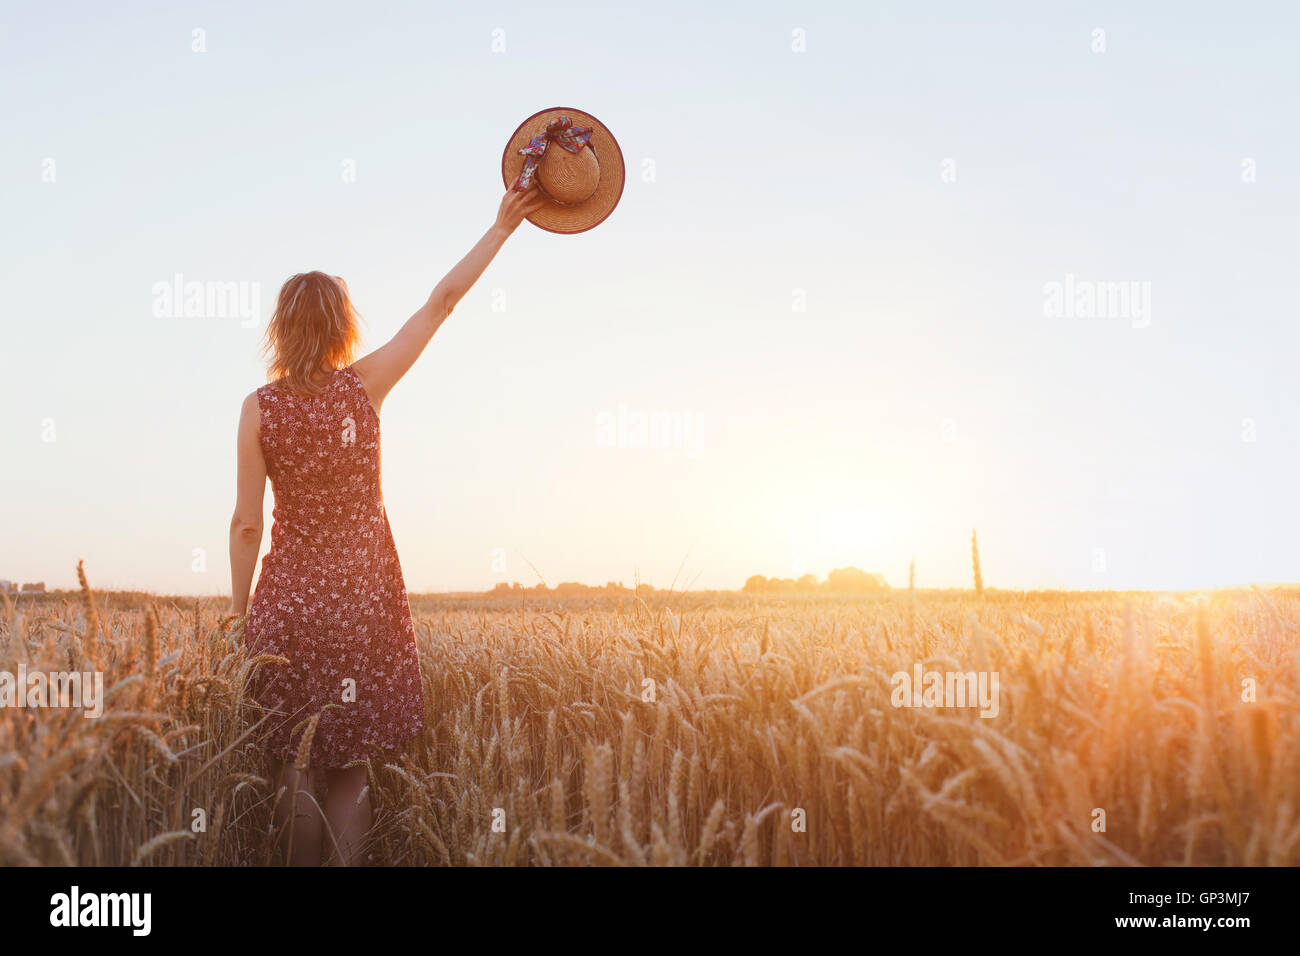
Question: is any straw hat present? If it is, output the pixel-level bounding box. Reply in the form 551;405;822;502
501;107;625;234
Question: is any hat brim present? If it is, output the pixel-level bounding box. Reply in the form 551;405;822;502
502;107;625;235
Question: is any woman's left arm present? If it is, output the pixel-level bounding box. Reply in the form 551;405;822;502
229;391;266;615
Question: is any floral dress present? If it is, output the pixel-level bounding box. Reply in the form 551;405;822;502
245;366;425;768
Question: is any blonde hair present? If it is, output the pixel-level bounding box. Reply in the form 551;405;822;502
262;272;362;396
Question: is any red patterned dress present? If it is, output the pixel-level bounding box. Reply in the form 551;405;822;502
245;366;425;768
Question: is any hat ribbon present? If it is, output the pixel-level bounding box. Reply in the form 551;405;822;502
512;116;594;191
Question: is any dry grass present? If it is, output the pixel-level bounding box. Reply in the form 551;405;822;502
1;575;1297;866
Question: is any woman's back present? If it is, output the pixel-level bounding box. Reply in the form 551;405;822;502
257;367;384;551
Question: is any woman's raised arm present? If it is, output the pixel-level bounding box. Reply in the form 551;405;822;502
351;186;545;413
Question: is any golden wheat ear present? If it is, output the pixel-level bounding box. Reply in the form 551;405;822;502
76;559;100;660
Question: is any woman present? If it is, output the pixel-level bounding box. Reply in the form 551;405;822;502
228;185;544;866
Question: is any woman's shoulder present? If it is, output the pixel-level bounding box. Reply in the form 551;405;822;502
250;380;279;407
239;388;262;433
339;362;382;414
255;377;297;402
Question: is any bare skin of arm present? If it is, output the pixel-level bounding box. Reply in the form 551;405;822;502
351;185;544;414
229;390;266;615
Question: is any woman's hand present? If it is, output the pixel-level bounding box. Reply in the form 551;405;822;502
495;184;546;234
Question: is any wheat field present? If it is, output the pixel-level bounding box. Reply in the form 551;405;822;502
1;574;1297;866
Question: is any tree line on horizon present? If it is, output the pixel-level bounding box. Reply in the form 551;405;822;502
487;530;982;596
743;566;889;594
485;566;891;597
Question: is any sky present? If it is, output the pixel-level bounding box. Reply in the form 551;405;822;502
3;0;1298;596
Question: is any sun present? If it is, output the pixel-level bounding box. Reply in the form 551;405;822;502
797;508;895;577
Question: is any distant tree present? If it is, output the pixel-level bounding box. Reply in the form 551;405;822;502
743;575;769;593
825;567;888;592
797;574;819;591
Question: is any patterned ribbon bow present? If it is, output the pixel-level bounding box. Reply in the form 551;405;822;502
512;116;594;192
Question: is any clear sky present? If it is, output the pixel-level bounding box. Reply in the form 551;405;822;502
3;0;1298;595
